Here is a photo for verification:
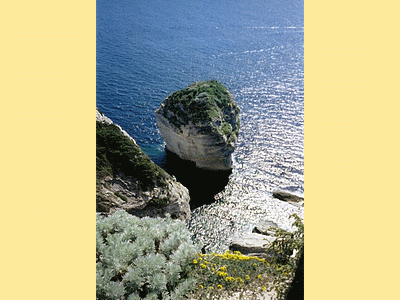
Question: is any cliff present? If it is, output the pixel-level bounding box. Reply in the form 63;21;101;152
96;109;191;221
155;80;240;171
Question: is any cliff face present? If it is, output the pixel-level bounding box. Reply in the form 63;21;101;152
96;109;191;221
155;80;240;171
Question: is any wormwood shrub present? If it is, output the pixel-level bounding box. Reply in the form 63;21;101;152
96;210;199;300
96;210;303;300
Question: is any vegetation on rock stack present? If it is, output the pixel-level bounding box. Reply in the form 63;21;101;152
96;121;168;191
157;79;240;143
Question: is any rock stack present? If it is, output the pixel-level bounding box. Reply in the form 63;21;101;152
155;80;240;171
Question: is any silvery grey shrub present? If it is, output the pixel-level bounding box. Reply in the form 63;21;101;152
96;210;199;300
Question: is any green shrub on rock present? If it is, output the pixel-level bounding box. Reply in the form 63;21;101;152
156;79;240;143
266;214;304;299
96;210;199;300
96;121;168;191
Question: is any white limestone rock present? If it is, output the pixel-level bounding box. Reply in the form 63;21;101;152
252;220;280;236
155;80;240;171
97;173;191;221
229;233;276;259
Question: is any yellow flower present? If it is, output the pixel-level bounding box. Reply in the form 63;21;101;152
245;275;250;280
211;268;215;271
262;286;266;291
253;263;257;267
217;271;228;277
217;284;223;289
257;274;263;279
220;266;227;271
198;257;203;261
237;277;244;283
193;259;198;264
200;264;207;269
209;286;214;290
225;276;236;283
199;284;204;289
204;261;209;265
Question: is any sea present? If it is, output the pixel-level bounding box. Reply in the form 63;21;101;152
97;0;304;253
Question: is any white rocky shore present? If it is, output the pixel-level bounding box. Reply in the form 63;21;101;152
155;80;240;171
188;187;304;254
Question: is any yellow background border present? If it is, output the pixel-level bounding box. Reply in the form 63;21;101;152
305;1;399;299
2;1;399;299
2;1;95;299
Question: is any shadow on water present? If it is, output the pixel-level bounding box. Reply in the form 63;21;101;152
160;149;231;209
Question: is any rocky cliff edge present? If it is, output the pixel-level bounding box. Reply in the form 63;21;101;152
96;108;191;221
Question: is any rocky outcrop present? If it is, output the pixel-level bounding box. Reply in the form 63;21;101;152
272;191;304;202
96;172;191;220
230;220;298;261
96;109;137;143
96;108;191;221
252;220;280;236
229;221;284;260
155;80;240;171
229;233;276;260
273;190;304;207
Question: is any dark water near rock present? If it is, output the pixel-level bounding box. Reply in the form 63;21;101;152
162;150;232;209
97;0;304;252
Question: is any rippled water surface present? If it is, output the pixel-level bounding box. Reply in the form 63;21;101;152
97;0;304;252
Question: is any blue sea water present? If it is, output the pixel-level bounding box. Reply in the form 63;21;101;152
97;0;304;252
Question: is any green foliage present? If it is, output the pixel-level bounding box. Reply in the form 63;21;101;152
187;215;304;299
266;214;304;299
96;210;303;300
148;197;169;207
96;210;199;300
114;192;128;202
188;250;278;299
220;122;232;137
159;80;240;142
267;214;304;265
96;121;168;191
